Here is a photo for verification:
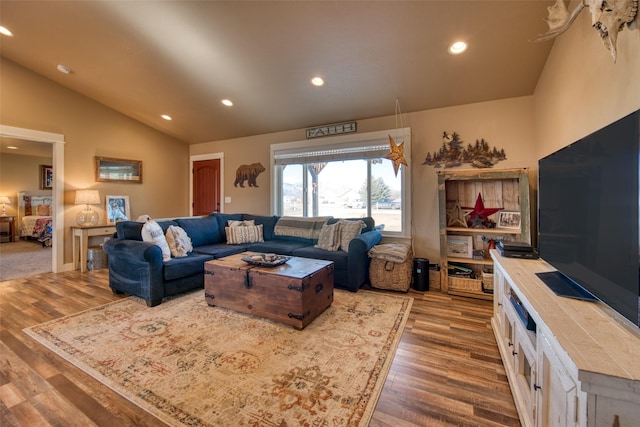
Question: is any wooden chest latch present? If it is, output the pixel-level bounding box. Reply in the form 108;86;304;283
288;310;311;321
244;271;253;289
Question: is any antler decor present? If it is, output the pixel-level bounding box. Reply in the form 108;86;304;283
532;0;638;62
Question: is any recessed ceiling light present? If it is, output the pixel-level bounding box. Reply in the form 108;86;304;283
161;114;172;121
56;64;71;74
0;26;13;37
311;77;324;87
221;99;233;107
448;41;467;55
7;146;18;150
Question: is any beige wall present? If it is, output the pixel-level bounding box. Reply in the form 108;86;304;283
0;153;53;218
1;59;191;265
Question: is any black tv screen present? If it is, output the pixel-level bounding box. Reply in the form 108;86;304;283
537;110;640;328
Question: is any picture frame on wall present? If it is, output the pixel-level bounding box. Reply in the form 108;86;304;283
447;235;473;258
40;165;53;190
497;211;521;230
106;195;130;224
96;157;142;183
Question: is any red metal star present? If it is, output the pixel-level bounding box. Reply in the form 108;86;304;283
463;193;502;228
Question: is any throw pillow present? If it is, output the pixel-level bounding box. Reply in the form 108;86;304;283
339;219;365;252
141;220;172;261
165;225;193;258
227;219;255;227
315;222;342;251
225;224;264;244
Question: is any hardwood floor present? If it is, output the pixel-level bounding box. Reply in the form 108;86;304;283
0;270;520;426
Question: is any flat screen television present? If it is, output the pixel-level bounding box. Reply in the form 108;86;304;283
537;109;640;328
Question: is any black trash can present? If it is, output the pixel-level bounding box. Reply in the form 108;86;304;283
412;258;429;291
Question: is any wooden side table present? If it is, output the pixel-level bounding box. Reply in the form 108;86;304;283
72;225;116;272
0;216;15;243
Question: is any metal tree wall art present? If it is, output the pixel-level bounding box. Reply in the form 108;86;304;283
422;131;507;168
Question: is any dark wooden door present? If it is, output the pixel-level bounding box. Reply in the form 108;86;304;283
193;159;221;215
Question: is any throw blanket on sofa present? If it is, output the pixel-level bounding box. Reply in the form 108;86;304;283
274;216;330;240
368;243;411;263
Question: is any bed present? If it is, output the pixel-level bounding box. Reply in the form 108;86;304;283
18;192;53;246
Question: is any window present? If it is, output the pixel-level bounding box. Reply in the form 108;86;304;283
271;128;411;236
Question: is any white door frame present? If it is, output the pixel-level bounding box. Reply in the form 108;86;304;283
189;153;224;215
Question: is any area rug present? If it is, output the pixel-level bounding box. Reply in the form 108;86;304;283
24;289;412;426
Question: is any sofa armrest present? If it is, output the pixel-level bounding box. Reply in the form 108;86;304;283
345;230;382;291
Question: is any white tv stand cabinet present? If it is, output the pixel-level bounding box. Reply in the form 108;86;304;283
490;251;640;426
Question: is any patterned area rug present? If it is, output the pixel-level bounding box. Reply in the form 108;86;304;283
24;289;412;426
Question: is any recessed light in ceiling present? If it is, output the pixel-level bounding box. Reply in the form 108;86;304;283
56;64;71;74
0;26;13;37
7;146;18;150
221;99;233;107
311;77;324;87
161;114;172;121
448;41;467;55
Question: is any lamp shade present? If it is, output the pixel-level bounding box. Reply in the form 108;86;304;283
0;196;11;205
75;189;100;205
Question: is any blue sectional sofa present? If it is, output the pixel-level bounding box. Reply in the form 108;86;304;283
103;213;382;306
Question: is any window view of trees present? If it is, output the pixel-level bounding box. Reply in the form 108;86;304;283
279;158;403;232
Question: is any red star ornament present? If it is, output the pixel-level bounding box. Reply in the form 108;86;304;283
463;193;502;228
385;135;408;176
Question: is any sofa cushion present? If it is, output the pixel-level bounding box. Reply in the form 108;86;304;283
163;252;213;280
315;222;341;251
246;240;310;256
243;214;279;240
165;225;193;258
175;215;220;247
274;216;330;240
142;220;172;261
192;243;249;258
116;221;144;241
225;224;264;244
292;246;348;271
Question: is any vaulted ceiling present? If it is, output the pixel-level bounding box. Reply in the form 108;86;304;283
0;1;555;144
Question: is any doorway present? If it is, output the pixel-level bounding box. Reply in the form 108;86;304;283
190;153;224;216
0;125;65;273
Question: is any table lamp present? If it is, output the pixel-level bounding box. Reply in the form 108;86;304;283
75;189;100;226
0;196;11;216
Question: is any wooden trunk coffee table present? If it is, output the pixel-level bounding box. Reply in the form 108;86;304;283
204;252;334;330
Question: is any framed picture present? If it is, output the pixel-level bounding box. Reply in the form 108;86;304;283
497;211;522;230
106;195;130;224
96;157;142;183
447;235;473;258
40;165;53;190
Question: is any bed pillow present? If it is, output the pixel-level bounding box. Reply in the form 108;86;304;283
165;225;193;258
314;222;342;251
338;219;365;252
36;204;51;216
141;220;172;261
225;224;264;245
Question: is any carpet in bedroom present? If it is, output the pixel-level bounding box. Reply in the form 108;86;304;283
0;240;52;281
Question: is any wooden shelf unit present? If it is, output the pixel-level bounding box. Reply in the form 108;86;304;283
438;168;531;300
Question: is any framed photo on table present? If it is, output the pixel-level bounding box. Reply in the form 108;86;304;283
447;235;473;258
497;211;521;230
106;195;130;224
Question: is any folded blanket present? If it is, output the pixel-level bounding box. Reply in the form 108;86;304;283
368;243;411;263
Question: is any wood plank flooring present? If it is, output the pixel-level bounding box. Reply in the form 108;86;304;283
0;270;520;426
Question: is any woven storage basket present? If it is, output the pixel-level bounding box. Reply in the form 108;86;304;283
482;271;494;293
448;275;482;293
429;269;441;290
369;248;413;292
